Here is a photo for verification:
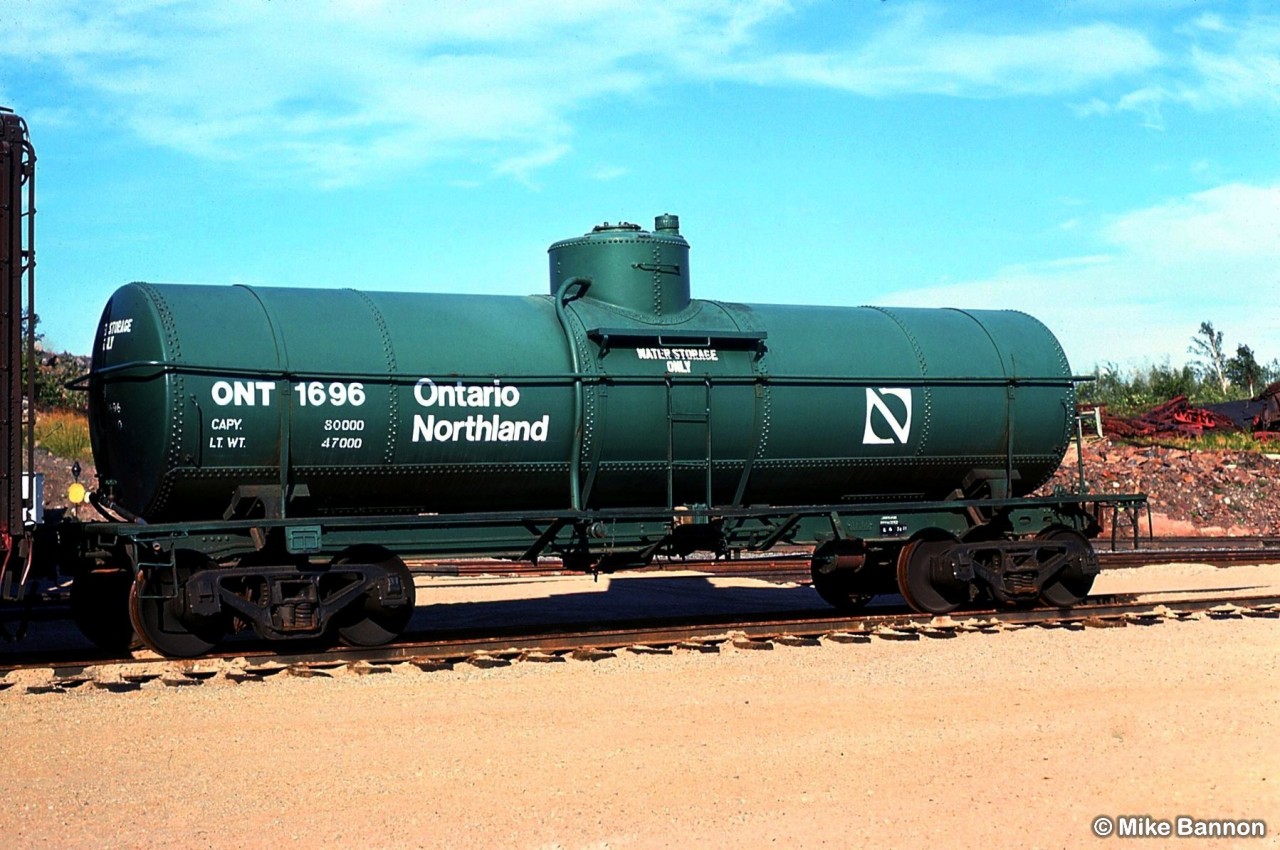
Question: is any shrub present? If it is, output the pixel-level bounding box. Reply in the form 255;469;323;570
1078;360;1255;417
32;408;93;460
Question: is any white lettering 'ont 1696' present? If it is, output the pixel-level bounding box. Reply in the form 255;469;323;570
862;387;913;445
211;380;276;406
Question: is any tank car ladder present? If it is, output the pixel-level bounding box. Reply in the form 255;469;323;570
665;375;713;509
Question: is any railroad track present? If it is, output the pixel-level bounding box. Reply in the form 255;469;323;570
1100;535;1280;566
3;535;1277;633
5;590;1277;695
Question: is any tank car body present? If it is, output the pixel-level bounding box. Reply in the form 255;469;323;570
65;214;1140;656
91;218;1071;521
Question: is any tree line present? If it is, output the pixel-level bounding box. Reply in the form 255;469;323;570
1078;321;1277;416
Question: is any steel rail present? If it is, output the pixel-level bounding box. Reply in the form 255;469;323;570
6;590;1277;693
266;590;1280;664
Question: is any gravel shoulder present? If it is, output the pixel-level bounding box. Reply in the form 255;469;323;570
2;563;1277;849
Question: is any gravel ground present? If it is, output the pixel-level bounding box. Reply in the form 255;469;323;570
1;562;1277;849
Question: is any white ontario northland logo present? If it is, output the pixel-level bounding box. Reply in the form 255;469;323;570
862;387;913;445
411;377;550;443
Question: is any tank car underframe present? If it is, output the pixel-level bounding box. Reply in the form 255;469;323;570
55;492;1147;657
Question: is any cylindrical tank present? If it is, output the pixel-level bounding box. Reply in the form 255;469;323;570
88;215;1074;522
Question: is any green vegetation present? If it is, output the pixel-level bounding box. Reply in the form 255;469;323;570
30;354;88;411
1128;431;1276;454
32;408;93;460
1077;320;1278;417
21;312;90;412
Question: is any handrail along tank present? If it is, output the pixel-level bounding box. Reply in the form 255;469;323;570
88;214;1074;524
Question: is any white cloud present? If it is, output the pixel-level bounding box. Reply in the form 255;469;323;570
1085;12;1280;125
1191;13;1230;34
6;0;692;184
493;143;573;188
1184;43;1280;109
7;1;1177;186
739;17;1160;97
590;165;630;182
1105;184;1280;260
881;183;1280;370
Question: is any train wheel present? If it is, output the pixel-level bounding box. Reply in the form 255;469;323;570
330;546;416;647
1036;526;1097;608
896;536;969;614
70;566;137;652
128;552;225;658
809;541;874;612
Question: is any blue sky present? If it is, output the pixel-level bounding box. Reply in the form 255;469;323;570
3;0;1278;376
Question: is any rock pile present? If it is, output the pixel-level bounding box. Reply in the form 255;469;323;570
1042;439;1280;536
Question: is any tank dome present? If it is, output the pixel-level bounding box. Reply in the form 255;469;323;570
548;214;691;316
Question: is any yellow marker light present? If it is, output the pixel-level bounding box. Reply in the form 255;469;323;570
68;482;87;504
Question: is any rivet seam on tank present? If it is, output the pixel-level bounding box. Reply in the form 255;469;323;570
758;364;772;461
187;465;275;480
353;290;399;466
868;306;930;457
1012;309;1072;378
1013;310;1073;459
568;308;596;456
283;462;572;482
1060;358;1076;455
651;245;662;315
740;455;1013;469
139;283;183;513
738;309;770;466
